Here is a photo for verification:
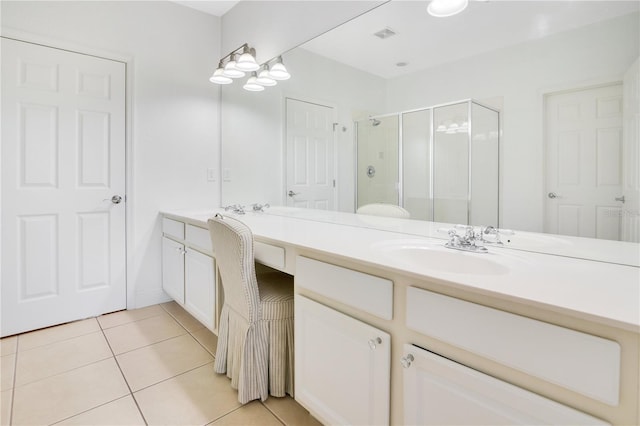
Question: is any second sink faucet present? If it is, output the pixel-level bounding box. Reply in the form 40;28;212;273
439;225;515;253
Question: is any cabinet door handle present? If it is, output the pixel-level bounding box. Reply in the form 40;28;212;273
368;337;382;350
400;354;414;369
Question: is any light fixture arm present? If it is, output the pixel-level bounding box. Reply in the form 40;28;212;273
219;43;251;65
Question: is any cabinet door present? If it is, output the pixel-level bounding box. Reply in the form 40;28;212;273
185;249;215;330
402;344;608;425
295;295;390;425
162;237;185;304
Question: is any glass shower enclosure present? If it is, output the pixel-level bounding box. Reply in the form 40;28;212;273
355;99;500;226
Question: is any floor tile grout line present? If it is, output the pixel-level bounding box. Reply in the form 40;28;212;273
260;401;289;426
15;318;101;353
8;335;20;426
97;304;171;331
11;353;114;390
49;394;135;426
98;318;149;426
127;360;216;394
108;330;190;357
160;305;217;357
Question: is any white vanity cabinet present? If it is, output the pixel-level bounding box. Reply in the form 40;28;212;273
295;295;390;426
161;236;185;304
294;256;393;425
402;344;608;425
161;217;216;330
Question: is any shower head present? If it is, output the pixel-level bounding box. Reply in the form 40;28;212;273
370;118;381;127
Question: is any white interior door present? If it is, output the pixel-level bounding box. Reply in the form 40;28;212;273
285;98;335;210
1;38;127;337
622;58;640;243
544;83;624;240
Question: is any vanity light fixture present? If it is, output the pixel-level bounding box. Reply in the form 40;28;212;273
427;0;468;17
268;57;291;80
236;45;260;72
243;72;265;91
256;65;277;86
209;60;233;84
223;53;246;78
209;44;292;91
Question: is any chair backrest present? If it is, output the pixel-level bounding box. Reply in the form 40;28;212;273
208;215;260;323
356;203;410;219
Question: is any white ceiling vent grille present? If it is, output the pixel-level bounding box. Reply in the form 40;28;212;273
373;27;397;39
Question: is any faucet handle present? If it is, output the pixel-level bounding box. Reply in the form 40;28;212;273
482;226;515;245
251;203;270;212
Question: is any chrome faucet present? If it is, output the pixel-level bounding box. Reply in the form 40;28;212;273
443;225;488;253
440;225;515;253
223;204;246;215
251;203;270;212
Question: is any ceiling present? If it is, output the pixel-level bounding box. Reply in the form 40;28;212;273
172;0;239;16
300;0;640;79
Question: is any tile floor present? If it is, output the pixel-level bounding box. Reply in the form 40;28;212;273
0;302;321;426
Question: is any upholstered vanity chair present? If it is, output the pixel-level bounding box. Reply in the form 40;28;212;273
356;203;410;219
208;214;294;404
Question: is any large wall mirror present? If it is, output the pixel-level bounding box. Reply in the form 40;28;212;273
221;0;639;244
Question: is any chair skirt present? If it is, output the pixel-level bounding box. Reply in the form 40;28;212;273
215;296;294;404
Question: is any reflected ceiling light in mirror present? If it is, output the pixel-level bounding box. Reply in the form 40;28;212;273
223;53;246;78
209;61;233;84
256;65;277;86
269;57;291;80
243;72;265;91
427;0;468;17
236;45;260;72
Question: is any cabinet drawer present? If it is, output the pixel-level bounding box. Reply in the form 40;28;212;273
186;224;212;252
255;241;285;270
296;256;393;320
406;287;621;405
163;217;185;240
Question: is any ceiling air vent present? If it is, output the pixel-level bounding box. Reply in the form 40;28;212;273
373;27;397;39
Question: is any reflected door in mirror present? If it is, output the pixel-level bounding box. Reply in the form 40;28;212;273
545;83;624;240
286;98;335;210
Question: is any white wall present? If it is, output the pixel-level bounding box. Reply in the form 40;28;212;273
221;1;384;63
386;12;640;232
1;1;222;307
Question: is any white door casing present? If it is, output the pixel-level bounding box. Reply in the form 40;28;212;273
544;84;624;240
285;98;336;210
1;38;127;336
622;58;640;243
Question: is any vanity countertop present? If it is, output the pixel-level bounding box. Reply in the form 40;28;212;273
162;208;640;333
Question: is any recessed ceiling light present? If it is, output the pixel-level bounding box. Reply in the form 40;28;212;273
427;0;469;17
373;27;397;39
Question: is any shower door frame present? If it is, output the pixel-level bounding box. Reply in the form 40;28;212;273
356;99;500;226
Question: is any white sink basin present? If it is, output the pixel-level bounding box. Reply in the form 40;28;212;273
373;239;512;275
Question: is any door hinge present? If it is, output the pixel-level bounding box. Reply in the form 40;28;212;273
333;179;336;188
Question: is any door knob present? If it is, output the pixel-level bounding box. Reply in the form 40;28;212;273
547;192;559;199
110;195;123;204
615;195;625;203
288;190;299;197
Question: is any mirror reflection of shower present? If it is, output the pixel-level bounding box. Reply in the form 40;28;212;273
356;115;400;210
355;99;500;226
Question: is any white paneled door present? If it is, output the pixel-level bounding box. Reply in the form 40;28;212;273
285;98;335;210
545;84;624;240
1;38;127;337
